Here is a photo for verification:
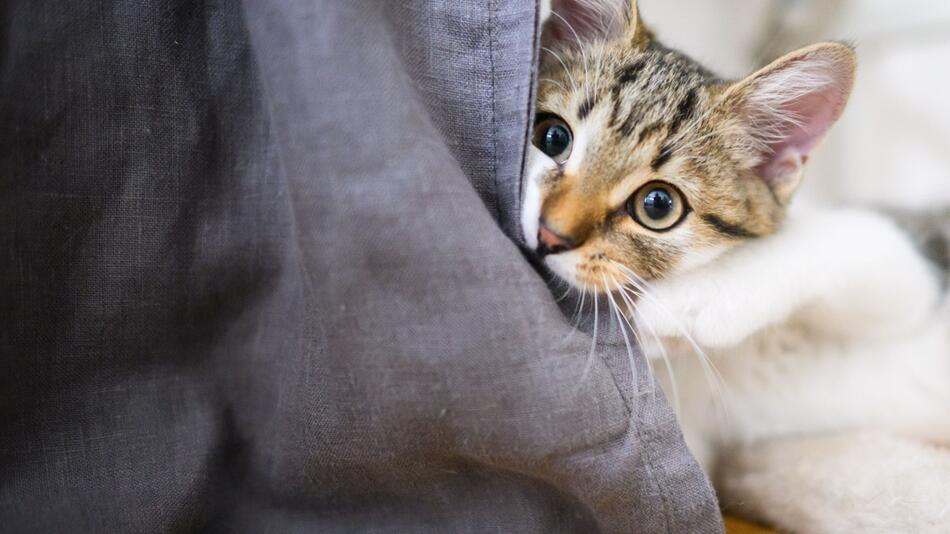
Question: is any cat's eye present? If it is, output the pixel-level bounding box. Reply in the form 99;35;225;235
627;182;688;231
532;114;573;163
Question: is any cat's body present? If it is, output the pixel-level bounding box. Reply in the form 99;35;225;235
529;1;950;532
647;205;950;531
647;207;950;463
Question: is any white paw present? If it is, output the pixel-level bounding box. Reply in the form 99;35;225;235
631;278;756;350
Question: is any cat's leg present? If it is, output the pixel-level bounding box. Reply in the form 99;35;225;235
717;432;950;534
634;208;943;349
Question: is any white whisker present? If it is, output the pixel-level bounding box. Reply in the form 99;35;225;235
559;284;587;346
554;277;574;303
609;260;732;431
540;46;580;98
538;78;567;92
603;274;640;405
549;11;594;110
578;286;600;385
613;278;682;415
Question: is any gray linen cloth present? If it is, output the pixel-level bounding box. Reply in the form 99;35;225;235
0;1;721;532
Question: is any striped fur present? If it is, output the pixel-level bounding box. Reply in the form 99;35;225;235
529;0;854;287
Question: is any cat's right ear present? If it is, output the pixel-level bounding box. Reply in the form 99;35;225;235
542;0;648;50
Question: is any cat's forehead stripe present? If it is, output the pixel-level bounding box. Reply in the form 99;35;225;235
577;94;598;121
668;88;698;138
636;121;665;144
616;99;645;138
650;144;673;170
608;60;647;131
615;59;645;87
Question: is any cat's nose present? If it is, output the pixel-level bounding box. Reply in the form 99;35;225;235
537;221;576;256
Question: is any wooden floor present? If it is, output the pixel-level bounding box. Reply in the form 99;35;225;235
724;515;778;534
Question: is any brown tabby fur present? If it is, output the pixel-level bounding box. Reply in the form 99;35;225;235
534;0;854;286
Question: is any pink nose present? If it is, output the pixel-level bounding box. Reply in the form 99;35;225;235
537;222;574;256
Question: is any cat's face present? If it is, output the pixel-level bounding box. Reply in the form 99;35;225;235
523;0;855;292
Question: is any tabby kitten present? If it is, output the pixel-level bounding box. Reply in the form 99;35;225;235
528;1;950;532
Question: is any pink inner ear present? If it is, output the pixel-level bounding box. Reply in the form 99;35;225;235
755;79;848;183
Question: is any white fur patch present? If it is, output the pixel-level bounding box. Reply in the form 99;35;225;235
521;147;549;249
637;207;950;531
719;433;950;533
545;249;583;287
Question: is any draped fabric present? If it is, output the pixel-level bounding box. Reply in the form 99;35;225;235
0;1;721;532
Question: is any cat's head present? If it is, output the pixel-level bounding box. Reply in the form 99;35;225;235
524;0;855;291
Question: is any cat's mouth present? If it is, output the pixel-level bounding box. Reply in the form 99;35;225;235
545;250;633;296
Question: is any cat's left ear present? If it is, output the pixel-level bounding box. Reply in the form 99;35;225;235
721;42;856;203
543;0;649;50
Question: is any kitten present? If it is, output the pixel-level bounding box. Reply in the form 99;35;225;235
527;1;950;532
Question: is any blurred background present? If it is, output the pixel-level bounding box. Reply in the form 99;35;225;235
640;0;950;209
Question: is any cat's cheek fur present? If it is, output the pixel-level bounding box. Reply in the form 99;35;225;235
670;243;729;276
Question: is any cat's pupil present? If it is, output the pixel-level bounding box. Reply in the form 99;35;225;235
542;124;571;158
643;188;674;220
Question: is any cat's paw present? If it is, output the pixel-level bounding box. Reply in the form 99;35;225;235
631;278;756;350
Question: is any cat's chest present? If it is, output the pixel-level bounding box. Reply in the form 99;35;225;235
662;315;950;453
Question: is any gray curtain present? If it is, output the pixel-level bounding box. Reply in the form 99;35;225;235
0;1;721;532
